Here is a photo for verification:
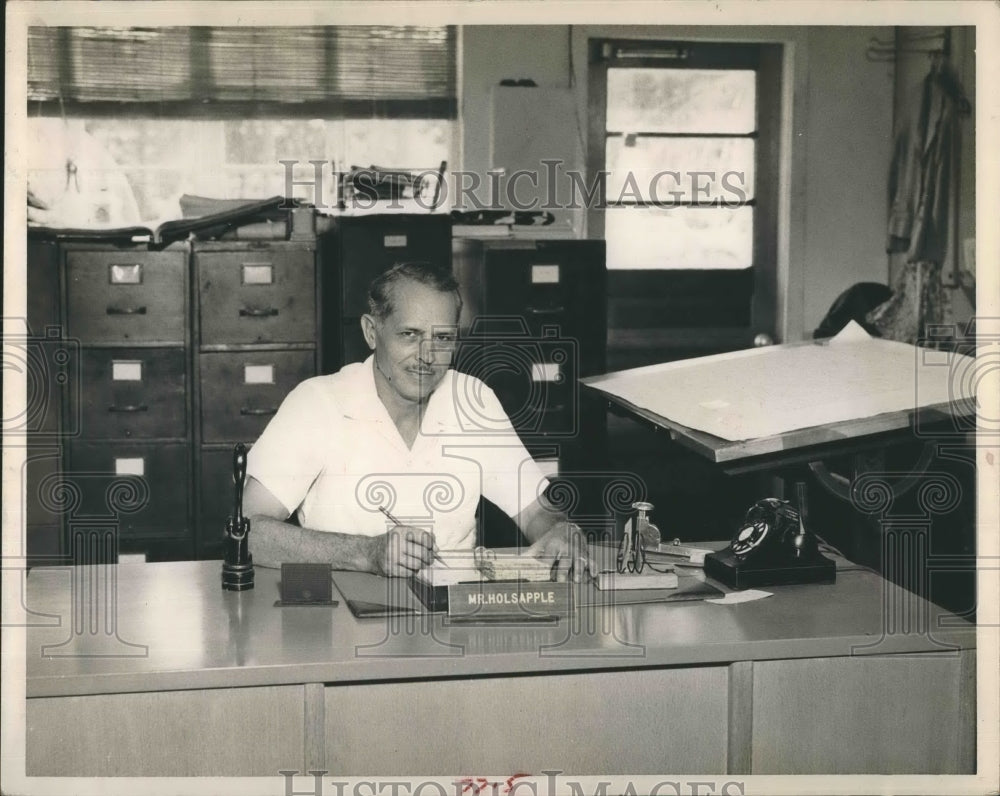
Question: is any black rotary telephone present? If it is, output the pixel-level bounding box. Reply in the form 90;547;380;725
704;484;836;589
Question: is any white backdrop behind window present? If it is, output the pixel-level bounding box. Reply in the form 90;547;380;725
27;118;142;227
27;116;454;223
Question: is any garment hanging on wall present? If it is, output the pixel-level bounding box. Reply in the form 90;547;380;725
886;60;959;265
865;260;951;346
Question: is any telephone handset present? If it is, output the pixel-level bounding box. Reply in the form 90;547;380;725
704;485;836;589
730;497;815;559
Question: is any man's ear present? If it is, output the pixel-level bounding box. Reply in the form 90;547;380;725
360;314;378;350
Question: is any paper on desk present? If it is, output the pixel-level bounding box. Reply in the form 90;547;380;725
416;552;480;586
706;589;773;605
415;551;555;586
582;321;974;441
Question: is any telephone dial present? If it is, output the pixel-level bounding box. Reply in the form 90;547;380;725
704;485;836;589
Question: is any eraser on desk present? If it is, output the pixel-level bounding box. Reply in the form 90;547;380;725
275;563;339;607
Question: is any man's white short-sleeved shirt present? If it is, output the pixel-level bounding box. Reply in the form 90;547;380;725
246;356;550;551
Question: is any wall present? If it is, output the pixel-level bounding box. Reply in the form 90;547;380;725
800;28;895;333
460;25;895;342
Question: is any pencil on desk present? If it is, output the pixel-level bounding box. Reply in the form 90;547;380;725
378;505;450;568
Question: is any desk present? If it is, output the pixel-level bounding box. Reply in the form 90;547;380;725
25;559;975;776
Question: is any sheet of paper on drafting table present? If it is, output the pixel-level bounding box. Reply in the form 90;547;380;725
583;322;974;441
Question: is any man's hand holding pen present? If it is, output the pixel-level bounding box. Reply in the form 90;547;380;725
370;524;439;577
374;505;452;577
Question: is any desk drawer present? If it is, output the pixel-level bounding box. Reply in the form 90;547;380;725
66;250;186;344
197;249;316;344
199;350;314;443
64;443;189;536
74;348;187;439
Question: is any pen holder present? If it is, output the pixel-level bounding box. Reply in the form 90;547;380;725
222;443;255;591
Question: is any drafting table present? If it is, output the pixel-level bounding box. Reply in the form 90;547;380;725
581;328;976;479
580;329;977;568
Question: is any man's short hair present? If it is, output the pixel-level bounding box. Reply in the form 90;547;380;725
367;261;462;321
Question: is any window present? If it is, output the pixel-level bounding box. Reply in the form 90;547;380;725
589;40;782;366
590;40;770;270
26;26;457;223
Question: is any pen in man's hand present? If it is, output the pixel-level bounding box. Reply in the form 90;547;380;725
378;505;450;568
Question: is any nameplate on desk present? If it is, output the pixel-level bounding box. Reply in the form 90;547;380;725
447;581;571;619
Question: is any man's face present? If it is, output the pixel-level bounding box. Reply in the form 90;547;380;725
362;279;459;405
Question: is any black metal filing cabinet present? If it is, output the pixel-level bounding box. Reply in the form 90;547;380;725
24;234;67;565
193;239;322;558
60;242;193;562
321;214;452;372
452;237;608;547
453;237;607;449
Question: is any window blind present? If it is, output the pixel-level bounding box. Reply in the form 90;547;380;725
27;25;457;116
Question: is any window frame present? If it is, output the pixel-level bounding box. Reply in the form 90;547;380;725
587;38;783;363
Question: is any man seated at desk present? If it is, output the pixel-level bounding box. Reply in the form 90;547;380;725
243;261;589;578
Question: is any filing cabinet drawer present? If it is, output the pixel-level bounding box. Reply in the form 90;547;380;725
481;243;605;310
24;445;63;527
28;237;61;334
480;241;607;377
199;350;315;443
16;325;71;437
197;249;316;344
64;443;189;536
457;338;578;438
492;384;577;438
27;525;65;565
74;348;187;439
337;215;452;318
65;249;186;344
341;322;370;366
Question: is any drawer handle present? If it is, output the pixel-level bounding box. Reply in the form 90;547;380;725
526;306;566;315
240;406;278;416
239;307;279;318
108;404;149;413
106;306;147;316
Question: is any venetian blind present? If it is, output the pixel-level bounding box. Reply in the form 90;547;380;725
27;26;457;115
